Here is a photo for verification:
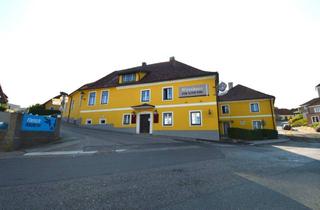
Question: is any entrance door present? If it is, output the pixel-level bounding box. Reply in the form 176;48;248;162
139;114;150;133
223;122;230;136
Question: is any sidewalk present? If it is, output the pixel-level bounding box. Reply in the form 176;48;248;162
239;138;290;145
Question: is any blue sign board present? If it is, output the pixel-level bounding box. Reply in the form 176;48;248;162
21;114;56;132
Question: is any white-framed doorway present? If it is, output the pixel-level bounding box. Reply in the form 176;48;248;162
136;111;153;134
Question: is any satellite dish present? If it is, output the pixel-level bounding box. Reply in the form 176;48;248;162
218;82;227;92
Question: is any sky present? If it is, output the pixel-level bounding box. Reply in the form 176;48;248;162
0;0;319;108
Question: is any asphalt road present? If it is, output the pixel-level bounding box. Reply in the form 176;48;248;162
0;124;320;210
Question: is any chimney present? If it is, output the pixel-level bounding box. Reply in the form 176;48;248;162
142;62;147;66
228;82;233;90
169;56;175;62
316;84;320;97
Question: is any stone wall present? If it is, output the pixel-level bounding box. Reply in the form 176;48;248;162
0;113;61;151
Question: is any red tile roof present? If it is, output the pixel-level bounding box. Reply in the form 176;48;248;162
78;59;217;91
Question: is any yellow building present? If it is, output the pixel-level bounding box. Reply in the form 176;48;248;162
63;57;220;140
63;58;276;140
43;94;68;111
218;85;276;136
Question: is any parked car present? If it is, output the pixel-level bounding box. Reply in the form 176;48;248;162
282;123;291;130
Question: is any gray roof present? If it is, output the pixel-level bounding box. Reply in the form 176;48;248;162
219;85;275;102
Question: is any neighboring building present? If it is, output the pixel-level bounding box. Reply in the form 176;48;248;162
218;85;276;136
63;57;220;140
7;104;26;113
274;108;295;121
0;84;8;107
63;57;276;140
300;84;320;125
43;94;68;111
43;95;62;110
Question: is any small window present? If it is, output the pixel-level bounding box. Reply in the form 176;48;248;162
88;92;96;106
314;107;320;113
163;87;173;100
221;105;229;114
86;119;92;125
123;114;131;125
122;73;136;83
312;116;319;123
163;112;173;126
252;120;262;129
141;90;150;102
190;111;202;126
101;91;109;104
99;119;106;124
250;103;260;112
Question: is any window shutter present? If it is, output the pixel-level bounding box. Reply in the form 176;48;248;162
153;112;159;123
131;113;136;124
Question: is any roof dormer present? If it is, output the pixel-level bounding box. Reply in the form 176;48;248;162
118;62;149;84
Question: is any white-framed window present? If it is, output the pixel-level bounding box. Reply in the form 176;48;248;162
314;106;320;113
123;114;131;125
99;118;106;124
250;103;260;112
312;116;319;123
190;111;202;126
101;90;109;104
163;87;173;101
162;112;173;126
252;120;263;129
86;119;92;125
221;105;229;114
141;89;150;102
88;92;96;106
122;73;136;83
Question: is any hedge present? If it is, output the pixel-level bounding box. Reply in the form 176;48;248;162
228;128;278;140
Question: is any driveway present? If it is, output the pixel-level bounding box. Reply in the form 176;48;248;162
0;124;320;209
25;123;191;153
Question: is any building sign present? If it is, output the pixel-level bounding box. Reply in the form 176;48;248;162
179;84;209;98
21;114;57;132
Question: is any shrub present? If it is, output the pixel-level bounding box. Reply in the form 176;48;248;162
316;126;320;132
0;106;6;112
290;118;308;127
311;122;320;128
228;128;278;140
28;104;61;116
289;114;303;124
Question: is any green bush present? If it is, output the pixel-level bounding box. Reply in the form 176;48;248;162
228;128;278;140
289;114;303;124
289;114;307;127
291;118;308;127
311;122;320;128
28;104;61;116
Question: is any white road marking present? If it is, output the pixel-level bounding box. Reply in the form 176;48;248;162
114;145;201;153
24;150;97;156
115;149;127;152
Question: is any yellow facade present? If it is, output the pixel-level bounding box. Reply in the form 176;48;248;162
63;75;220;139
218;99;276;135
44;100;60;111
